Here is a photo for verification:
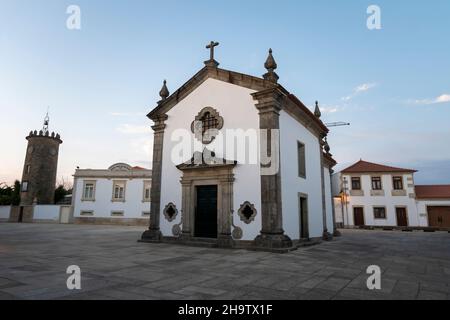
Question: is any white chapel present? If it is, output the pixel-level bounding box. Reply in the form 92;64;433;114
141;42;337;252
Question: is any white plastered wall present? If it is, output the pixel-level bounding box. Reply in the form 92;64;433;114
159;78;262;240
279;110;324;239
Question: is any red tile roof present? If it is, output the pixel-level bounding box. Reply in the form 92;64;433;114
341;160;417;174
415;185;450;199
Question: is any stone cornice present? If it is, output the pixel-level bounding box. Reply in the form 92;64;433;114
74;169;152;179
147;66;329;139
284;95;329;138
147;66;278;120
323;153;337;168
251;87;286;114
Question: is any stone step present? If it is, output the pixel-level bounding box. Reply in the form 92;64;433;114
182;241;218;248
161;236;218;248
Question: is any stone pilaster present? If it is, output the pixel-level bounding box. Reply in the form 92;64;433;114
330;169;341;237
217;173;234;248
319;138;332;241
141;114;168;242
252;88;292;249
180;179;192;241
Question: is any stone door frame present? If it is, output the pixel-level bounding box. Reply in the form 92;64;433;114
178;164;235;247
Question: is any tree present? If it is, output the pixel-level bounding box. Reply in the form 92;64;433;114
11;180;20;205
0;180;20;205
54;177;73;204
54;185;69;204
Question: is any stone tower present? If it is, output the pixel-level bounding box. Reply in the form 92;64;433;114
20;114;63;205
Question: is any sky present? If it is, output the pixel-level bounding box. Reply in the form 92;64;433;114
0;0;449;186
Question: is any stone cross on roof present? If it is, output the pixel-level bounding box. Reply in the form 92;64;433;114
204;41;220;67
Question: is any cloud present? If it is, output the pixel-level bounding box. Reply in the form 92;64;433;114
131;137;153;157
116;124;151;134
320;106;340;114
408;94;450;105
342;83;377;101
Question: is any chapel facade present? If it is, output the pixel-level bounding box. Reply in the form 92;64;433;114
141;43;337;252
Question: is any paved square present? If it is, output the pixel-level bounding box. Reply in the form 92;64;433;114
0;223;449;300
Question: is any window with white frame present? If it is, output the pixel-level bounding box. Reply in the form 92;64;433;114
82;181;96;201
112;180;126;201
143;180;151;202
392;176;404;190
111;211;124;217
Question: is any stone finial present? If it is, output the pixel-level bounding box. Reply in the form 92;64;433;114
51;132;55;138
56;133;60;139
39;130;43;136
314;101;322;118
33;130;37;135
159;80;169;101
264;48;277;70
263;48;279;83
29;131;33;136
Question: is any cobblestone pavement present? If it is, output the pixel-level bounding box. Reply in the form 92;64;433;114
0;223;449;300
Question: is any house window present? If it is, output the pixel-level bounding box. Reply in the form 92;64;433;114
143;180;151;202
393;176;403;190
80;210;94;216
351;177;361;190
112;180;126;201
373;207;386;219
142;211;150;217
82;181;96;201
371;177;382;190
26;165;31;174
111;211;124;217
297;141;306;178
21;181;28;192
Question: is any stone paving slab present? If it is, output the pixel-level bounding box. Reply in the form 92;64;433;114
0;223;450;300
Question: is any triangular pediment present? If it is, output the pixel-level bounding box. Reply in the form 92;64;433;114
148;66;329;137
148;66;280;120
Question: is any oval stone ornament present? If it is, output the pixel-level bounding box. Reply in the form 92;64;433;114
232;227;243;240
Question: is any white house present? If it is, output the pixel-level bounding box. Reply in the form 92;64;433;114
72;163;152;226
140;44;337;252
333;160;450;229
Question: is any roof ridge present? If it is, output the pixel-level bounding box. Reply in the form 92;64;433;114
341;159;417;173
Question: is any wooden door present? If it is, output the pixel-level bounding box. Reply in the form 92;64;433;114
428;206;450;228
353;207;365;226
396;208;408;227
195;185;218;238
299;197;309;239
